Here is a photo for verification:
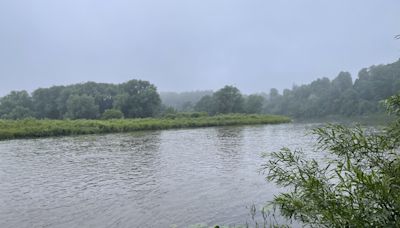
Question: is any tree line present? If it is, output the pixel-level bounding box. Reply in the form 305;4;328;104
264;59;400;118
193;86;266;115
0;80;161;119
193;58;400;118
160;91;213;112
1;59;399;120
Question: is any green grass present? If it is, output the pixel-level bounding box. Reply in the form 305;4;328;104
0;114;291;140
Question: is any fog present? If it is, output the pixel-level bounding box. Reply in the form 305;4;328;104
0;0;399;96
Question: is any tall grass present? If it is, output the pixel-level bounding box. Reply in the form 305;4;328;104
0;114;290;140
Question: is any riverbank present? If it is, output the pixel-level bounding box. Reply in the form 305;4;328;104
0;114;291;140
293;113;394;126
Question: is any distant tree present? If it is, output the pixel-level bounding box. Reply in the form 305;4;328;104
101;109;124;119
160;105;177;116
269;88;279;98
181;101;194;112
160;90;213;111
244;94;266;114
3;106;33;120
74;82;118;113
263;59;400;118
65;95;99;119
332;71;352;92
354;62;400;102
32;86;64;119
0;79;163;120
55;87;74;118
213;86;244;114
329;72;354;114
194;95;215;114
115;80;161;118
338;88;359;116
0;90;34;119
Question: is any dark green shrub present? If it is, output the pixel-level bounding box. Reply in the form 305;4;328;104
101;109;124;119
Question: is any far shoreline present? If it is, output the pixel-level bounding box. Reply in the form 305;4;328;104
0;114;291;141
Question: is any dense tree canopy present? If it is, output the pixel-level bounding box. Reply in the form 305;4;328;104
244;94;266;114
193;86;264;115
194;95;215;114
213;86;245;114
65;95;100;119
263;59;400;118
160;91;213;112
115;80;161;118
192;59;400;118
0;79;161;120
1;59;399;120
0;91;34;119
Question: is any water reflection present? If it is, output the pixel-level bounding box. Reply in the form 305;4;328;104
213;126;245;171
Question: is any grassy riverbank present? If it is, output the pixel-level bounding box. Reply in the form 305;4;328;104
0;114;290;140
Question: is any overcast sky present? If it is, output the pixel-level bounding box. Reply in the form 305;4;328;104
0;0;399;96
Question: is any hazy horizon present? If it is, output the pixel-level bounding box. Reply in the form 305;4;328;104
1;0;399;96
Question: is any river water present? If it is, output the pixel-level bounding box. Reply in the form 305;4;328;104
0;123;321;228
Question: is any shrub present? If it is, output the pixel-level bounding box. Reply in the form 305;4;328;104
101;109;124;120
263;94;400;227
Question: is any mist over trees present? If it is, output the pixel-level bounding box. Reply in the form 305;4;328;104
0;59;399;120
194;86;265;115
0;80;161;120
160;91;213;112
262;59;400;118
190;59;400;118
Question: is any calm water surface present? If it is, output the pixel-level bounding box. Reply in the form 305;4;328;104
0;123;321;227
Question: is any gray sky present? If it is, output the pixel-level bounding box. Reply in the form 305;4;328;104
0;0;399;96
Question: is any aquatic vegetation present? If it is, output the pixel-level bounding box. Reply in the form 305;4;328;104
0;114;290;140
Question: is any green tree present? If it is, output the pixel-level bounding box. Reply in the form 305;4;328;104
115;80;161;118
264;94;400;227
73;82;118;113
160;105;178;117
194;95;215;114
244;94;265;114
160;90;213;111
65;95;99;119
213;86;244;114
329;72;355;115
269;88;279;98
181;101;194;112
332;71;352;93
32;86;64;119
0;90;34;119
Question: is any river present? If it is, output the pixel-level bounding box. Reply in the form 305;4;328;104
0;123;321;227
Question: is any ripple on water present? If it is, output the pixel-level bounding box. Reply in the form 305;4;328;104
0;123;318;228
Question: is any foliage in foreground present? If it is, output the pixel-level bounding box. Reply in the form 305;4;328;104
263;94;400;227
0;114;290;140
